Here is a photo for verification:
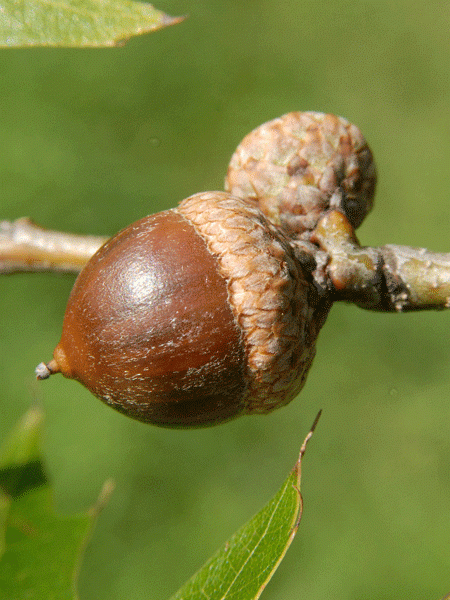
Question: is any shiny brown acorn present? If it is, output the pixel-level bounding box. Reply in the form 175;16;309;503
36;191;330;428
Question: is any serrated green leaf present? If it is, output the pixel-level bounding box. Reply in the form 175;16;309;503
0;408;113;600
0;0;184;48
169;413;320;600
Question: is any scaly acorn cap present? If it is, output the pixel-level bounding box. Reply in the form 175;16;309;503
225;111;377;238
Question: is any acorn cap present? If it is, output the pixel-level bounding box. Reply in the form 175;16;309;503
177;192;326;415
225;111;377;237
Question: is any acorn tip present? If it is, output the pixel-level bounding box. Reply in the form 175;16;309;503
35;359;60;380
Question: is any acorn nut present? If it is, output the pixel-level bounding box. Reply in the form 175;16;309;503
36;191;330;428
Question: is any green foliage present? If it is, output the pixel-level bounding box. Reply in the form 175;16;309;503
0;0;183;48
0;409;112;600
0;410;314;599
170;432;312;600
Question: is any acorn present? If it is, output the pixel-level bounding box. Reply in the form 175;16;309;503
36;191;330;428
225;111;377;238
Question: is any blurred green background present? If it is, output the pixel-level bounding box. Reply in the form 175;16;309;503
1;0;450;598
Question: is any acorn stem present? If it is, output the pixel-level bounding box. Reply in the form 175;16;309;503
311;210;450;312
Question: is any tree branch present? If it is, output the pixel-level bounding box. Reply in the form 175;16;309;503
0;218;107;274
311;210;450;312
2;213;450;314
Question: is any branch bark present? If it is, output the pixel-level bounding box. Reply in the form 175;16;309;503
311;210;450;312
0;218;107;274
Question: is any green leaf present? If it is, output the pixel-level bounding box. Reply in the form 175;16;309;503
169;412;321;600
0;0;184;48
0;408;113;600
